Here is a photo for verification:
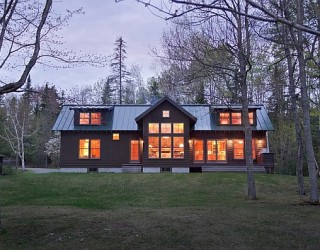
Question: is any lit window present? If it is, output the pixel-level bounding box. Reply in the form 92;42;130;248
249;112;254;125
173;137;184;158
148;137;159;158
148;123;159;134
161;136;171;158
79;139;100;159
173;123;184;133
194;140;204;161
79;112;101;125
234;139;244;159
207;140;226;161
231;112;242;125
161;123;171;133
80;113;90;125
113;133;120;141
91;113;102;125
219;112;230;125
163;110;170;117
130;140;139;162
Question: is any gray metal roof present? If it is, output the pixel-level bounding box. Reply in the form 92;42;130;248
53;104;274;132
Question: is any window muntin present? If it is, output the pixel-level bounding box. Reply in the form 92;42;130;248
207;140;226;161
148;123;159;134
231;112;242;125
194;140;204;161
79;139;100;159
161;123;171;134
163;110;170;117
79;113;90;125
148;137;159;158
79;112;101;125
234;139;244;159
161;136;172;158
173;137;184;159
173;123;184;133
130;140;139;162
112;133;120;141
219;112;230;125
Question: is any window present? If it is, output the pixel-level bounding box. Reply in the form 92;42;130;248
130;140;139;162
173;137;184;158
219;113;230;125
148;137;159;158
80;113;90;125
207;140;226;161
112;133;120;141
173;123;184;133
148;123;159;133
194;140;204;161
79;139;100;159
231;112;242;125
91;113;102;125
249;112;254;125
79;112;101;125
161;136;172;158
161;123;171;133
163;110;170;117
234;139;244;159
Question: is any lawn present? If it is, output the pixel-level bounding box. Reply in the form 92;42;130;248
0;171;319;249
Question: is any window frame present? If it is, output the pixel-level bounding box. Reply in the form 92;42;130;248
79;112;102;125
79;139;101;159
218;111;256;125
207;139;227;162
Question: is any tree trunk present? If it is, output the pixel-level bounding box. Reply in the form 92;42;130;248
296;0;319;203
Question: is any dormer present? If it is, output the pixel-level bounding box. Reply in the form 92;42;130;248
212;106;259;126
72;107;112;126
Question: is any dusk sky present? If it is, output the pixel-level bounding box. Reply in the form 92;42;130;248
31;0;169;90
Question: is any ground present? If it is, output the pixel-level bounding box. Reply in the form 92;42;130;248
0;171;319;249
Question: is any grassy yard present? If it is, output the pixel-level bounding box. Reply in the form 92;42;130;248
0;171;319;249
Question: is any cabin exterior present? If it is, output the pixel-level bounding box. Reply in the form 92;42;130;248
53;96;274;173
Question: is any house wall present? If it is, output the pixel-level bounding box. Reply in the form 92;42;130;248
189;130;267;167
140;101;193;168
60;131;141;168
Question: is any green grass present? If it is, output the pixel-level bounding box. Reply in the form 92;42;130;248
0;171;320;249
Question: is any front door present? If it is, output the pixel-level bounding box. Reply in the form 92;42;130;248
130;140;140;162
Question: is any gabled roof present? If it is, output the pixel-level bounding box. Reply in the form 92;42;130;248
135;96;197;124
53;102;274;132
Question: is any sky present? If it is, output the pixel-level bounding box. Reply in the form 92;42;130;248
31;0;169;90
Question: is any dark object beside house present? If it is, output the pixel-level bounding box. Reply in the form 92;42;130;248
53;96;275;173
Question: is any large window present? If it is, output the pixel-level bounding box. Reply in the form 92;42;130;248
148;137;159;158
79;139;100;159
219;113;230;125
79;112;101;125
173;123;184;133
194;139;204;161
161;136;172;158
148;122;185;159
207;140;226;161
173;137;184;158
234;139;244;159
148;123;159;133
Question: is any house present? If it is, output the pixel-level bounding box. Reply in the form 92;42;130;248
52;96;274;173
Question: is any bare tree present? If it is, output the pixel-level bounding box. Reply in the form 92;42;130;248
0;0;106;96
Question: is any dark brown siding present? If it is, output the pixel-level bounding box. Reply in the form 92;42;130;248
141;101;192;168
60;131;141;168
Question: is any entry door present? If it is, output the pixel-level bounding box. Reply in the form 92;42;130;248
130;140;140;162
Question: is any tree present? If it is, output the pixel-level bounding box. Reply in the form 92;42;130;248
0;95;34;171
0;0;106;96
110;36;131;104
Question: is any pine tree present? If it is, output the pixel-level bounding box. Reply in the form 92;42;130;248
110;36;130;104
